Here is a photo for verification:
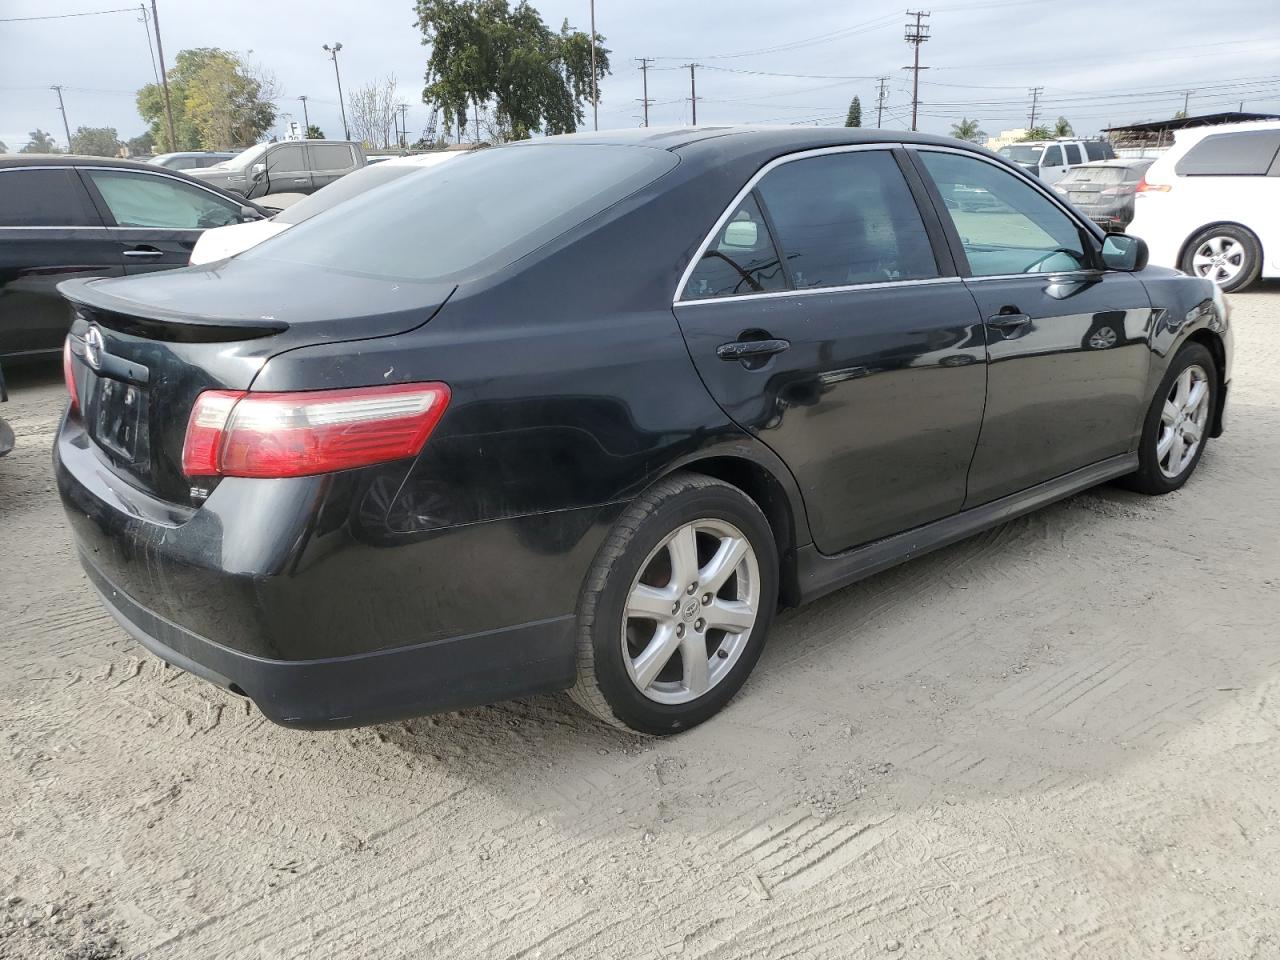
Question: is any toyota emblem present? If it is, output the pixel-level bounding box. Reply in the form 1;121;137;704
84;326;104;370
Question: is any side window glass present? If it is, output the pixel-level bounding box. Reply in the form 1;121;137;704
1175;132;1280;176
1064;144;1082;165
919;151;1090;277
86;170;240;229
683;193;787;300
1043;145;1064;167
309;143;356;172
266;145;306;173
0;169;98;227
755;151;938;290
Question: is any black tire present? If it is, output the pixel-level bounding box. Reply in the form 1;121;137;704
569;472;779;735
1180;224;1262;293
1120;342;1217;495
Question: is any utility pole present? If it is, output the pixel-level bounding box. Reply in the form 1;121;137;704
589;0;598;131
636;57;653;127
399;104;409;147
684;63;700;125
298;96;310;136
875;76;889;129
903;11;930;132
150;0;177;151
323;43;349;140
1181;89;1193;117
1027;85;1044;131
50;85;72;150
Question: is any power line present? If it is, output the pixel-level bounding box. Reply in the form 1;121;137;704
0;6;136;21
904;11;931;132
136;5;159;86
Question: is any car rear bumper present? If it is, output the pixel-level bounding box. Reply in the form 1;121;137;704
80;548;575;728
55;413;616;727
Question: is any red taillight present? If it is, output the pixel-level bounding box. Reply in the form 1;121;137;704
1135;177;1170;193
63;337;80;414
181;382;451;479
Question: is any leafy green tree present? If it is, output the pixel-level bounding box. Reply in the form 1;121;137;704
1022;125;1051;141
414;0;610;142
1053;116;1073;137
137;48;276;151
306;124;325;139
950;118;986;143
126;131;155;155
844;96;862;128
70;126;122;157
19;129;59;153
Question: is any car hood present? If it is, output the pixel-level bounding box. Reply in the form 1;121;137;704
188;219;291;266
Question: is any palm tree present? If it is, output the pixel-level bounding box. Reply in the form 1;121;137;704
1053;116;1073;137
950;118;986;143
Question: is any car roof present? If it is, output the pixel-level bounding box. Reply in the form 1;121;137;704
1173;119;1280;143
0;154;169;170
516;125;968;156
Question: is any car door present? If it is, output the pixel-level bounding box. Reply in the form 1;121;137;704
307;143;358;191
0;166;119;357
913;148;1152;506
673;147;988;554
1039;144;1068;184
80;167;243;274
257;143;312;197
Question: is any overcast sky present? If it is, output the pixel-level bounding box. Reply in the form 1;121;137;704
2;0;1278;151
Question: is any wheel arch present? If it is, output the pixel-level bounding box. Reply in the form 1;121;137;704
1182;328;1229;438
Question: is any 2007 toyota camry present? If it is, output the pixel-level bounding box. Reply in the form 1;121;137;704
54;128;1231;735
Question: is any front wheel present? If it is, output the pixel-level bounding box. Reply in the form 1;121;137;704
1181;225;1262;292
1121;342;1217;495
569;473;778;735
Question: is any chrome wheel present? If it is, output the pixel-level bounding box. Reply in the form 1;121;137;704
1191;235;1246;286
1157;364;1210;479
622;518;760;704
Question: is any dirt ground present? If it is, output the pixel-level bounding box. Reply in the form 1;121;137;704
2;286;1278;960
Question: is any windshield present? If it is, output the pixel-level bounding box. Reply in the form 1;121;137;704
998;145;1044;164
240;143;679;282
274;163;423;224
216;142;270;170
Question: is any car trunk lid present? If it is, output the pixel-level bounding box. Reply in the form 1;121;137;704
60;261;455;505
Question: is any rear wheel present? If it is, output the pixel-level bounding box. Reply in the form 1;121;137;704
1121;342;1217;495
1181;224;1262;293
569;473;778;734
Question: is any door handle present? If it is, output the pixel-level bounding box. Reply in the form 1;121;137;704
293;178;308;183
123;246;164;258
987;312;1031;329
717;338;791;361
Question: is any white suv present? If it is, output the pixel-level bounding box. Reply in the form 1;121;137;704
1127;120;1280;292
996;140;1114;184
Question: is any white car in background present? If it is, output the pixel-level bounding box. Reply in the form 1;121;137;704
188;152;462;265
1127;120;1280;292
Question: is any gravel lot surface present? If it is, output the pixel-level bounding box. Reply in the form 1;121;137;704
2;285;1278;960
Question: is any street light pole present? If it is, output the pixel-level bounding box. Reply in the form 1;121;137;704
323;43;349;140
298;95;311;137
150;0;177;150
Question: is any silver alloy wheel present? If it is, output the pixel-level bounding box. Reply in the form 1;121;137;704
1157;363;1211;479
1191;235;1246;286
621;518;760;705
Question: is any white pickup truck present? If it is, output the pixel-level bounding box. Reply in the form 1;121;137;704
997;139;1116;184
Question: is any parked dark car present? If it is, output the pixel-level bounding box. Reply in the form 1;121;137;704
54;128;1231;735
0;155;266;359
1053;158;1155;231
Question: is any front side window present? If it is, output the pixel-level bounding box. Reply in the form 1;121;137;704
309;143;356;172
0;168;99;227
683;194;787;300
1175;131;1280;176
85;170;240;229
754;151;938;290
266;144;307;173
919;151;1090;276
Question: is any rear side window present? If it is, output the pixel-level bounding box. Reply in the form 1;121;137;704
0;168;99;227
754;151;938;289
1043;145;1064;167
1084;142;1113;160
309;143;356;172
1175;130;1280;176
241;144;678;282
1064;144;1082;164
684;194;787;300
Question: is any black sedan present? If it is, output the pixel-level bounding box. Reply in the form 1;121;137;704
53;128;1231;735
0;155;265;359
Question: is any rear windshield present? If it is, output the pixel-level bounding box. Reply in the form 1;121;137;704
273;163;422;224
998;145;1043;163
1061;166;1128;184
240;143;678;282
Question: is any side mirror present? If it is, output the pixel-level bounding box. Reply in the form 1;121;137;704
239;204;263;223
250;162;266;183
1101;233;1148;272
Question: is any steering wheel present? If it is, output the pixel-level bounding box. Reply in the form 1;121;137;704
1023;247;1083;273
